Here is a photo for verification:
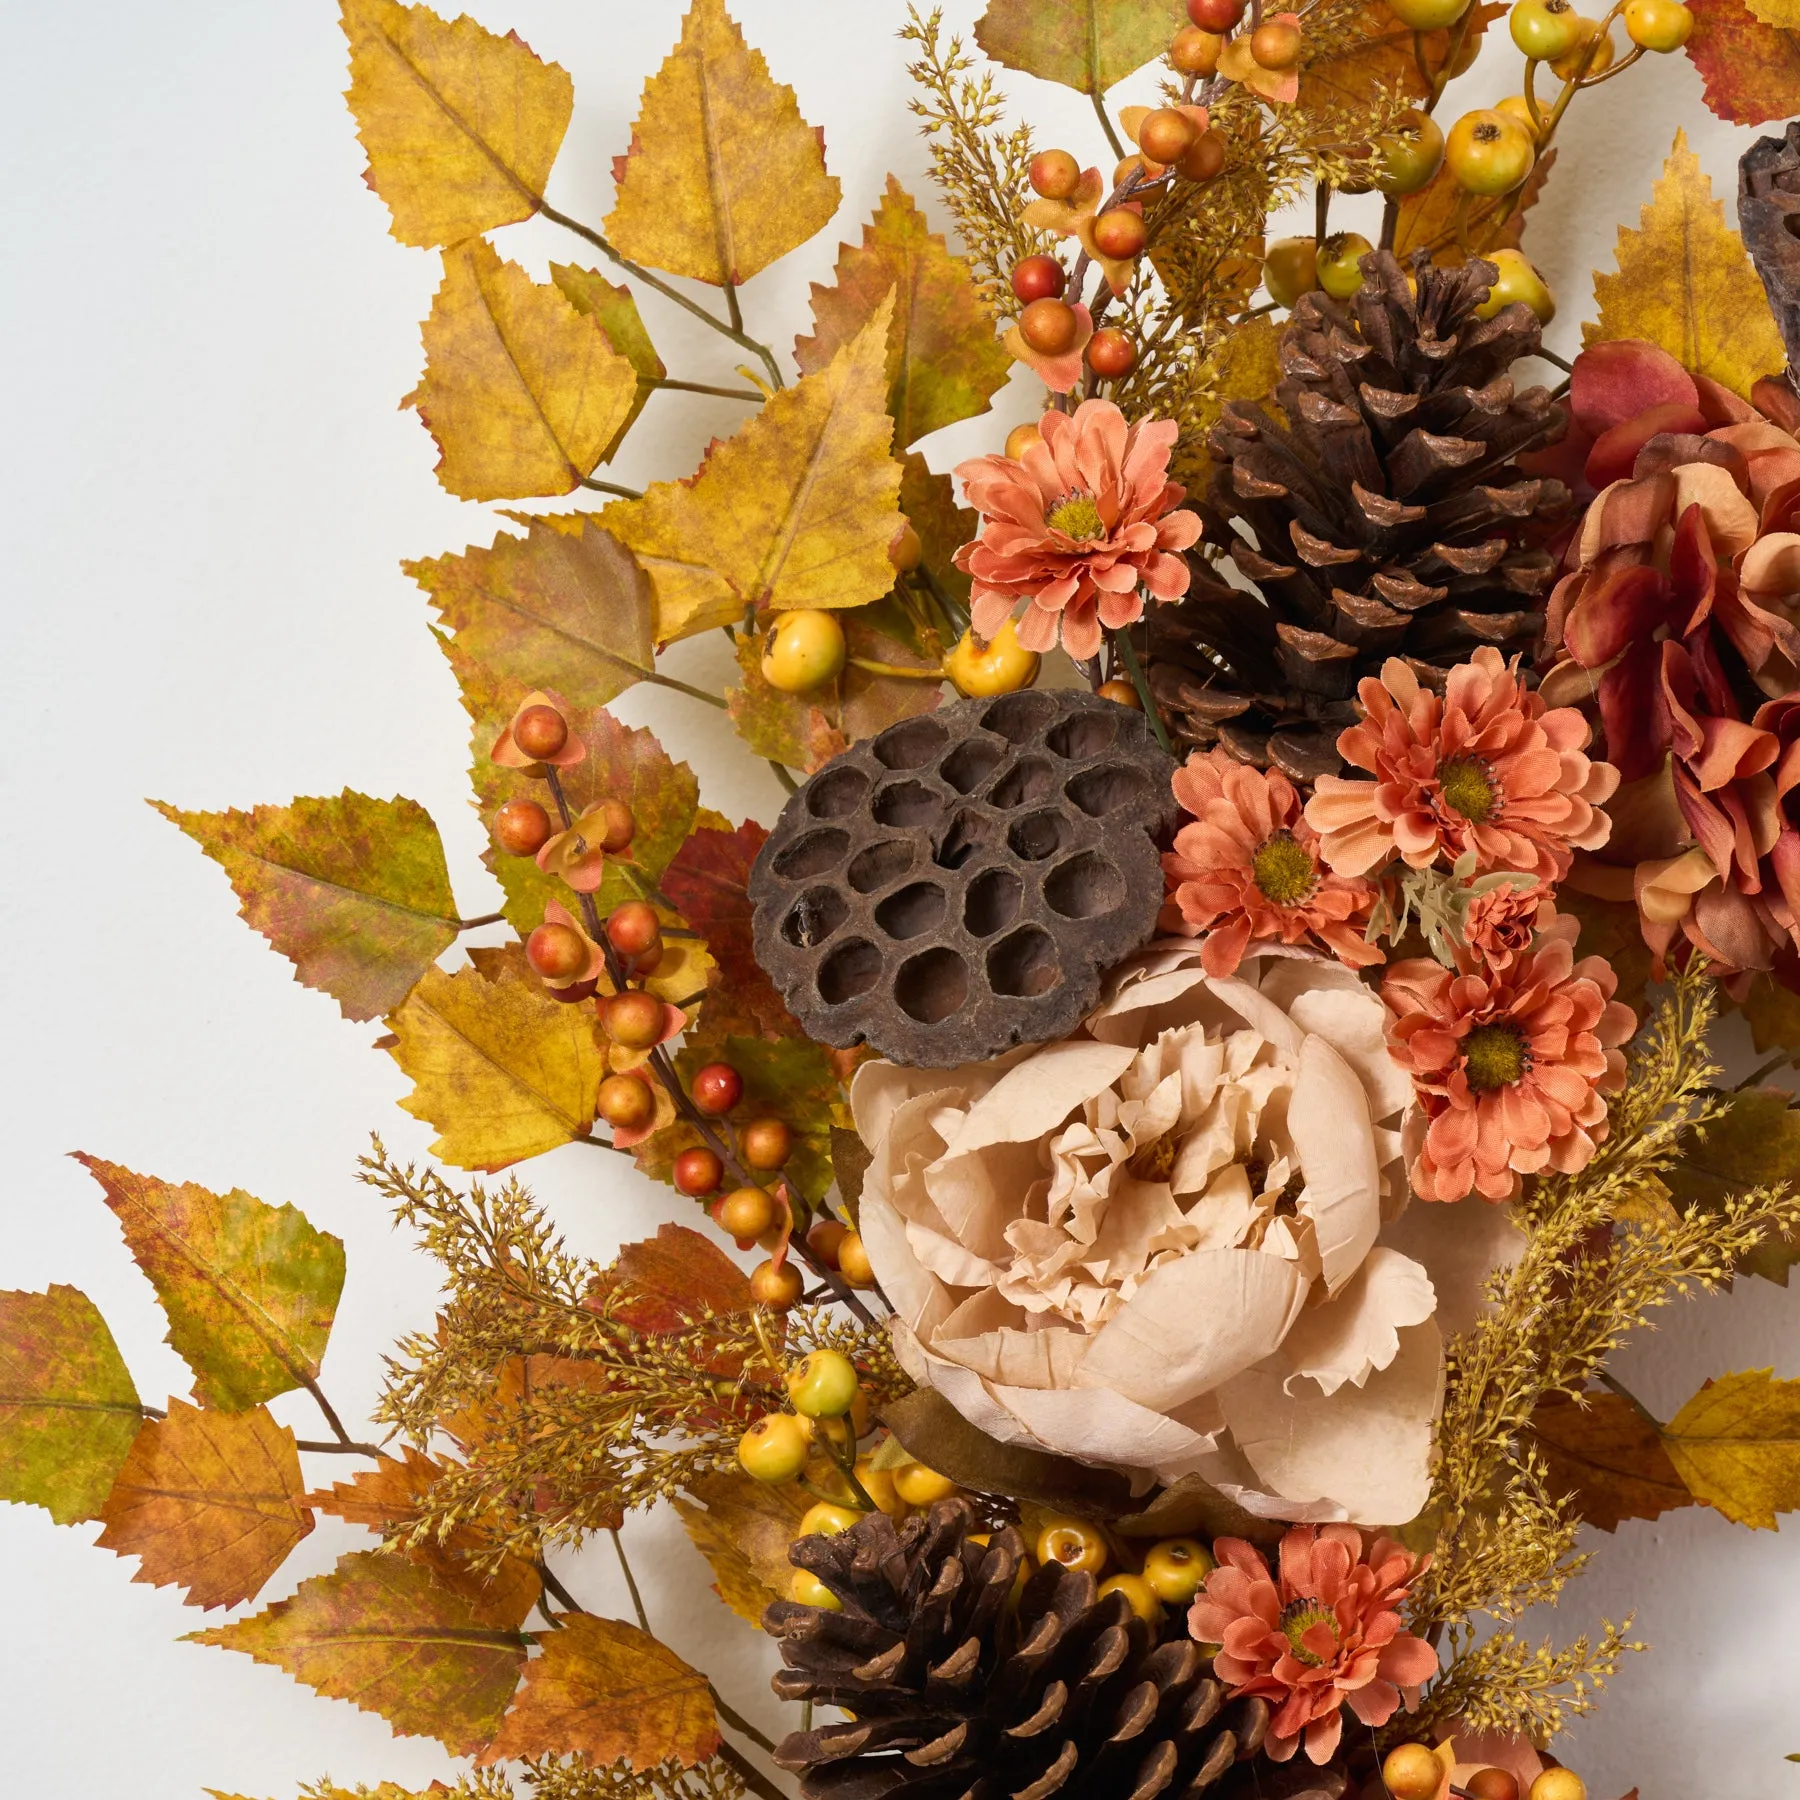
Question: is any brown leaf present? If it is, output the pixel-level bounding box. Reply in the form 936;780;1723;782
478;1614;718;1769
594;1224;754;1332
899;451;976;610
1684;0;1800;126
1662;1367;1800;1528
725;633;847;773
97;1398;312;1609
1661;1086;1800;1285
1300;1;1501;112
1737;976;1800;1059
673;1468;812;1625
1523;1389;1694;1532
1111;1472;1284;1546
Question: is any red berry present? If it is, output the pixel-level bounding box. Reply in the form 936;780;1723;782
527;922;589;981
739;1117;793;1171
673;1146;725;1197
691;1062;743;1115
1019;298;1079;356
1179;128;1227;183
606;901;661;958
492;797;552;856
1086;328;1137;378
603;989;665;1048
1028;148;1081;199
597;1072;655;1130
1187;0;1244;28
1091;209;1147;260
513;703;568;761
1010;255;1067;303
597;799;635;852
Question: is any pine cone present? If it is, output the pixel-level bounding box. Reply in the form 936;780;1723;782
765;1499;1282;1800
1148;249;1570;785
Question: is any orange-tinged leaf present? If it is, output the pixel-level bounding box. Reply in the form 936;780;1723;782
974;0;1185;93
550;265;666;461
1661;1368;1800;1528
1684;0;1800;125
841;597;947;747
96;1398;311;1609
795;177;1010;449
899;451;975;609
1585;131;1787;399
725;632;847;773
74;1158;345;1413
151;792;459;1022
595;1223;755;1332
1524;1390;1693;1532
1299;1;1500;112
412;238;639;502
605;0;840;286
381;942;606;1171
1392;149;1557;270
0;1285;142;1524
410;519;655;716
339;0;571;249
186;1549;527;1754
603;297;904;642
673;1467;811;1625
478;1614;718;1769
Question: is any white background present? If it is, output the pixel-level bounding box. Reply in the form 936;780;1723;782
1;3;1795;1796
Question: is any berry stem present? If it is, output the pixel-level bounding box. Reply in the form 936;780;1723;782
608;1525;653;1633
645;670;731;709
1594;1367;1666;1430
847;655;945;680
1089;89;1126;162
578;476;645;499
647;375;766;401
456;910;508;931
292;1436;386;1457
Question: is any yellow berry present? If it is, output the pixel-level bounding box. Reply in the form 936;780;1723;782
1528;1774;1586;1800
892;1461;958;1507
1475;247;1555;324
787;1349;862;1419
1445;109;1536;197
1495;93;1542;136
789;1568;842;1610
1376;109;1445;196
1389;0;1470;23
1263;236;1317;309
1098;1572;1164;1624
1381;1744;1448;1800
1141;1537;1216;1604
736;1413;809;1484
1624;0;1692;46
1509;0;1583;58
761;609;846;694
854;1456;908;1518
1549;15;1614;76
945;618;1041;698
799;1500;864;1538
1316;231;1374;300
1004;422;1043;460
837;1230;877;1289
1035;1515;1109;1576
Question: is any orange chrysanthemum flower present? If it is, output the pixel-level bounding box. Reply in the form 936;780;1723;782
1162;749;1382;977
1305;647;1619;882
952;398;1201;661
1382;913;1635;1203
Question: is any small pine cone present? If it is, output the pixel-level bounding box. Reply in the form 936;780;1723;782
765;1498;1279;1800
1147;249;1570;786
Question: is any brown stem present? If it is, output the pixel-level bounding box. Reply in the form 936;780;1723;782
457;911;508;931
294;1437;385;1457
718;1742;789;1800
578;476;644;499
609;1526;652;1633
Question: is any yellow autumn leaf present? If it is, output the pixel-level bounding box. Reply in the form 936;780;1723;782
411;238;639;502
603;294;903;643
1745;0;1800;25
605;0;841;286
382;944;606;1171
1661;1367;1800;1529
1586;130;1787;399
340;0;572;249
672;1468;811;1625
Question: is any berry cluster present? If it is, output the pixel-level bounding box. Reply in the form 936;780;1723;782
1382;1744;1591;1800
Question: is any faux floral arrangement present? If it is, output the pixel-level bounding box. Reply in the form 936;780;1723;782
13;5;1800;1800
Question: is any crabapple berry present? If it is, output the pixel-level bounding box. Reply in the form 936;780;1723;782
672;1146;725;1197
1018;297;1081;356
690;1062;743;1115
1010;255;1067;303
1028;148;1081;199
512;703;568;761
492;797;552;856
602;989;665;1049
527;922;590;981
597;1072;655;1131
738;1117;792;1171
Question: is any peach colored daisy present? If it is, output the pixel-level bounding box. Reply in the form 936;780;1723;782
1189;1525;1438;1765
952;398;1201;661
1382;913;1636;1203
1163;749;1382;977
1304;647;1618;882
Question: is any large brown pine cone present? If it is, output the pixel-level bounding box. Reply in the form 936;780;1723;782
1148;249;1570;784
764;1499;1313;1800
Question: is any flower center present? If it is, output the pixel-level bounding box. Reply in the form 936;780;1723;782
1463;1022;1529;1091
1280;1597;1340;1667
1438;756;1499;824
1047;493;1104;540
1128;1132;1179;1183
1250;831;1318;906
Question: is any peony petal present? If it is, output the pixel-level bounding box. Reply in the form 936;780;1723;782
1279;1248;1438;1397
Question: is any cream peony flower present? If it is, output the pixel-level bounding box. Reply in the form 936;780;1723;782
853;943;1510;1525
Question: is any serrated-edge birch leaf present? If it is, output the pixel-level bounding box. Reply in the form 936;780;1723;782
795;177;1010;449
673;1468;812;1625
604;295;903;643
412;239;639;501
1684;0;1800;126
0;1285;143;1524
410;519;655;716
74;1158;345;1413
477;1614;718;1769
382;943;605;1171
899;450;976;608
1662;1367;1800;1528
549;264;666;460
339;0;572;249
605;0;840;286
151;792;459;1022
974;0;1186;94
1299;0;1499;110
1585;130;1787;398
96;1398;311;1609
1661;1085;1800;1285
725;632;847;772
1523;1389;1694;1532
186;1549;527;1755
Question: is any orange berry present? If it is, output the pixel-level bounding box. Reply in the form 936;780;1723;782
887;520;924;571
1005;422;1044;461
716;1186;778;1240
838;1230;875;1288
1028;148;1081;199
1171;24;1222;71
602;989;665;1048
807;1219;848;1266
492;797;552;856
1250;18;1302;66
1010;255;1066;304
1137;108;1197;165
691;1061;743;1115
512;703;568;761
1467;1770;1521;1800
605;900;661;958
597;1072;655;1131
1380;1745;1445;1800
673;1146;725;1197
596;799;634;852
750;1259;805;1310
526;922;589;981
1096;678;1143;709
1085;328;1137;379
1018;297;1080;356
1091;208;1147;260
739;1117;793;1171
1178;128;1226;183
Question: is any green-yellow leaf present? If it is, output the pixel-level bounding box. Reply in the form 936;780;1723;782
410;519;655;717
1661;1367;1800;1528
186;1549;527;1755
550;265;666;461
411;238;639;502
97;1398;312;1610
1586;130;1787;398
604;296;903;642
795;177;1010;449
1661;1085;1800;1285
151;791;459;1022
74;1158;345;1413
382;943;606;1171
0;1285;142;1524
605;0;840;286
974;0;1186;94
672;1468;811;1626
339;0;572;249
